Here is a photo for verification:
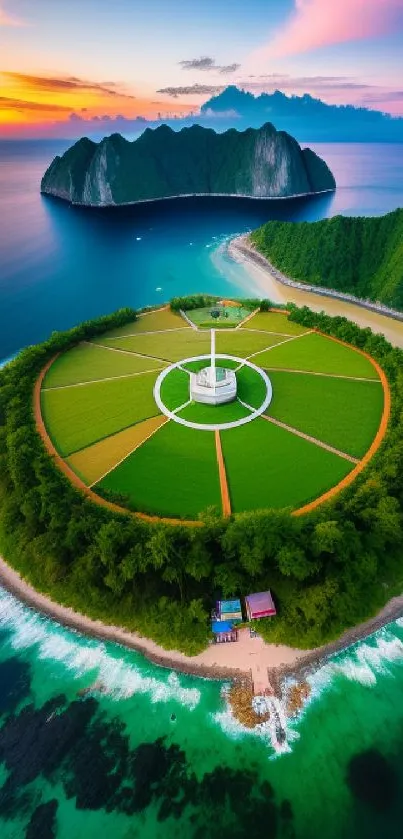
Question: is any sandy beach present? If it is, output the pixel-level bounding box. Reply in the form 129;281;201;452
228;234;403;350
2;552;403;694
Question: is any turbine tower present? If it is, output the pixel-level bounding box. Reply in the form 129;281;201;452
210;329;216;387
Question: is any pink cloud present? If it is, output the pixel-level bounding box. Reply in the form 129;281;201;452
259;0;403;58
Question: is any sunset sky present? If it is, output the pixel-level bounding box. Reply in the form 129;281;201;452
1;0;403;138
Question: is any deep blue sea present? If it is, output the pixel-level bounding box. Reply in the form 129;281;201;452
1;140;403;838
1;140;403;361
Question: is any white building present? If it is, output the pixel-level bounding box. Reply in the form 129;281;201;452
190;330;237;406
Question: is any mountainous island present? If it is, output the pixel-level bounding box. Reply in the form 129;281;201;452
251;209;403;309
40;122;336;206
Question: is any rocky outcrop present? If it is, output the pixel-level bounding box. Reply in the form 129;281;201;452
41;122;336;207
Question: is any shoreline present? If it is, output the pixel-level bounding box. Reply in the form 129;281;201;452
2;552;403;695
229;234;403;324
41;188;334;209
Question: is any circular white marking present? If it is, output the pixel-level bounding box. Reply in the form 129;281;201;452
154;354;272;431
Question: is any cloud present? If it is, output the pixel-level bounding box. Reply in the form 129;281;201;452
157;83;225;98
245;73;371;93
0;97;72;113
256;0;403;58
2;72;135;99
0;3;25;26
179;56;240;74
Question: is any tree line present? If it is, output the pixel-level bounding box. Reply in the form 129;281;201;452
1;302;403;653
251;209;403;310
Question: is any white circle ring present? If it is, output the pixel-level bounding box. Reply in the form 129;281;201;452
153;354;273;431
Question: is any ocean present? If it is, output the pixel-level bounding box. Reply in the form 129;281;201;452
1;140;403;837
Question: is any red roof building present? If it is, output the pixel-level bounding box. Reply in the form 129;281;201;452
245;591;276;620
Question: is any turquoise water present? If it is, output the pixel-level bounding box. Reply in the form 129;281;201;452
1;587;403;838
1;140;403;836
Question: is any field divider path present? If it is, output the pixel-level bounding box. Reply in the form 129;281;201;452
103;326;192;340
237;397;255;413
262;367;382;383
173;399;192;415
245;330;314;362
89;417;169;487
35;356;201;527
42;367;167;391
262;415;360;464
84;340;170;365
235;308;260;328
239;327;306;338
179;310;198;329
215;430;231;517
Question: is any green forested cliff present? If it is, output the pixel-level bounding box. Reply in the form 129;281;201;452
251;209;403;309
40;122;335;206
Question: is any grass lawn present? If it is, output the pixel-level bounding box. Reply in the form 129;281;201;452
254;332;380;379
159;368;190;411
96;330;212;362
178;399;251;424
96;421;221;518
216;330;285;359
183;359;239;372
67;416;167;485
268;372;384;458
100;308;188;338
185;306;251;329
43;343;163;389
41;370;161;456
241;312;308;335
221;418;352;513
236;365;268;409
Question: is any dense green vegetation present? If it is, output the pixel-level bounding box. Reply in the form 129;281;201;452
1;301;403;655
268;372;384;458
251;209;403;309
41;123;335;206
170;295;261;313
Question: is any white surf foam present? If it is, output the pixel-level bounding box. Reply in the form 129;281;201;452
0;589;200;709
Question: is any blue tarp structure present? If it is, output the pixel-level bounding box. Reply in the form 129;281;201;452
211;621;233;634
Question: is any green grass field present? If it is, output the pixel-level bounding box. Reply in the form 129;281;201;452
236;365;268;409
42;310;386;517
221;418;352;512
99;308;188;338
216;330;285;358
96;330;211;362
254;332;379;378
41;371;161;456
97;421;221;518
159;368;190;411
43;343;163;389
178;399;251;425
186;306;251;329
242;312;308;335
268;372;384;457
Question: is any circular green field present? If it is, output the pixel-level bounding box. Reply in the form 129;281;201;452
40;307;385;520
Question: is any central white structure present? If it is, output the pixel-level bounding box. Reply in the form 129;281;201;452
190;330;237;406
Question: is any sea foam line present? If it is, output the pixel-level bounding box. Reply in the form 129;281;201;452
0;588;200;709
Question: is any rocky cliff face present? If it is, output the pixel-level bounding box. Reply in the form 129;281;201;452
41;123;336;206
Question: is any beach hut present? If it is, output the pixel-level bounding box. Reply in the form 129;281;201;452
211;621;238;644
216;598;242;622
245;591;276;620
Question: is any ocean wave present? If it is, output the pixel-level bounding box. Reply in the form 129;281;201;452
0;588;200;709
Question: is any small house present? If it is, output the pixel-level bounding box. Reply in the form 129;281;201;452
245;591;276;620
216;598;242;622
